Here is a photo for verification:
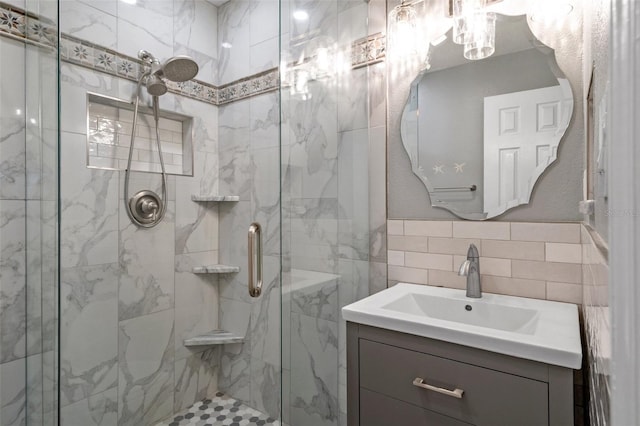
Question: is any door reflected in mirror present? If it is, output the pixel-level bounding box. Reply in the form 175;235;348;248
401;14;574;220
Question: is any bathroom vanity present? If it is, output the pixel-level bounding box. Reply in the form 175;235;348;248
342;284;582;426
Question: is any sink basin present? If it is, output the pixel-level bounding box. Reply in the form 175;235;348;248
341;283;582;369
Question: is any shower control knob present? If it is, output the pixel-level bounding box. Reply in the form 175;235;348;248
129;190;164;227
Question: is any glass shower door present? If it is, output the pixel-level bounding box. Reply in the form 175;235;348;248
0;0;60;424
279;0;386;423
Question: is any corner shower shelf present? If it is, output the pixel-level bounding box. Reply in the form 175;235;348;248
192;265;240;274
191;195;240;202
183;330;244;347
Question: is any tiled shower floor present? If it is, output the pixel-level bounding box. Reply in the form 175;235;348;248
156;392;279;426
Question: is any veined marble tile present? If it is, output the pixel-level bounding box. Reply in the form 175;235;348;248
249;255;281;367
337;2;368;56
118;309;175;426
290;313;339;426
250;358;280;420
174;96;219;154
0;38;26;200
252;146;281;256
60;0;117;48
0;357;25;426
368;125;386;262
218;201;252;303
217;0;254;85
60;387;118;426
174;349;218;413
218;99;252;200
60;132;119;268
60;263;118;406
116;0;173;60
337;128;369;261
249;0;279;47
61;63;118;135
174;0;219;60
218;298;252;404
291;274;338;322
368;62;386;129
174;252;219;361
175;159;219;255
78;0;117;16
285;80;338;200
368;261;388;295
289;0;337;60
0;199;26;364
250;36;278;76
118;201;175;321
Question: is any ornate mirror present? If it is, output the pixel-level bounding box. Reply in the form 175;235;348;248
401;14;574;220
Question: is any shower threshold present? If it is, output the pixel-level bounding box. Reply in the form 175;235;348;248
156;392;279;426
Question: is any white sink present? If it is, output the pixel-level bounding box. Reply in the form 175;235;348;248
341;283;582;369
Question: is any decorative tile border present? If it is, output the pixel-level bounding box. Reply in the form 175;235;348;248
0;2;57;48
61;32;279;106
218;68;280;105
2;1;383;105
351;32;386;69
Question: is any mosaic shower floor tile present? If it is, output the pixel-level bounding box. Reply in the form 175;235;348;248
156;393;279;426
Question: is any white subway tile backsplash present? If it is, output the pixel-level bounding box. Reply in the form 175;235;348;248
388;220;593;305
388;265;429;285
387;235;428;252
511;222;580;243
429;237;481;255
479;257;512;277
404;220;452;237
481;240;545;261
387;220;403;235
452;221;510;240
482;275;546;299
545;243;582;264
512;260;582;284
387;250;404;266
404;252;453;271
427;270;466;289
546;281;583;304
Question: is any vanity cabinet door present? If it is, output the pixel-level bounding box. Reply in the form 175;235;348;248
360;388;472;426
359;339;549;426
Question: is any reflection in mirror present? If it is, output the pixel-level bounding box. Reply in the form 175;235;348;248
401;14;573;220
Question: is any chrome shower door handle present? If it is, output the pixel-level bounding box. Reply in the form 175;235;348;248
248;222;263;297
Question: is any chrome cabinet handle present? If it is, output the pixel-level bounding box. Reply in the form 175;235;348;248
248;222;263;297
412;378;464;399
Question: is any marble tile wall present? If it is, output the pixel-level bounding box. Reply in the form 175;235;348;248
581;225;610;425
0;1;59;423
387;220;584;304
59;1;221;425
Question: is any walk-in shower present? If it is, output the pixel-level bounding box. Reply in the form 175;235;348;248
124;50;199;227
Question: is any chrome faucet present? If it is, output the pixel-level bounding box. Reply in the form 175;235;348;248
458;244;481;298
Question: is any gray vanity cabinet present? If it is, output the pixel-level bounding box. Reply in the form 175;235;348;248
347;322;575;426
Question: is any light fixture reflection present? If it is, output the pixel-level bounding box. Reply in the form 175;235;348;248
387;1;420;59
221;42;232;49
120;0;136;4
293;10;309;21
463;11;496;60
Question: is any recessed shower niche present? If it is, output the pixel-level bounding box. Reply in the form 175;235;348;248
86;93;194;176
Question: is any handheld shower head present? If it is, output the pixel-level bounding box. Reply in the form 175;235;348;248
161;56;199;82
145;74;168;96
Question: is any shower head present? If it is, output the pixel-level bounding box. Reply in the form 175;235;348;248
145;74;168;96
160;56;199;82
137;50;199;97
